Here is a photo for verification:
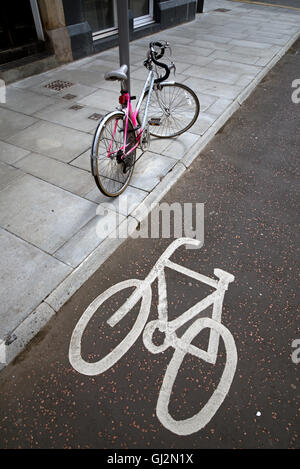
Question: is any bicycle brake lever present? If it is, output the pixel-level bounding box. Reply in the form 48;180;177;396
169;61;176;76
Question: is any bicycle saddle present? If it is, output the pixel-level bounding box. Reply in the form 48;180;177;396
104;64;128;81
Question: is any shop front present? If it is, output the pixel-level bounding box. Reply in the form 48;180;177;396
84;0;155;40
0;0;45;64
1;0;197;81
63;0;197;60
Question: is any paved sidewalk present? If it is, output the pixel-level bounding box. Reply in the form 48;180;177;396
0;0;299;369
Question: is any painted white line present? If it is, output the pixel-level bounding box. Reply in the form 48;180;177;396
69;238;238;435
69;279;152;376
156;317;238;436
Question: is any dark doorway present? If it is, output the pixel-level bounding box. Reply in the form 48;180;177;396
0;0;38;51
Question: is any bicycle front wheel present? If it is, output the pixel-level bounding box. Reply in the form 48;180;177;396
156;317;238;435
91;111;137;197
138;82;200;138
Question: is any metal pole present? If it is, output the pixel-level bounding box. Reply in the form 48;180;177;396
116;0;130;94
30;0;45;41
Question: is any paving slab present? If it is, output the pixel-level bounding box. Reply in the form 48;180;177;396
0;141;30;165
129;151;177;192
0;87;57;115
206;97;235;117
84;184;148;216
0;161;24;191
77;89;119;111
6;121;92;162
10;70;55;89
161;132;199;160
33;100;102;133
209;58;263;75
54;210;126;268
184;65;242;84
43;69;111;88
15;152;94;197
191;39;235;51
0;108;37;139
0;174;97;254
183;76;244;99
210;49;263;64
229;44;281;57
69;148;92;171
188;112;217;136
0;228;71;339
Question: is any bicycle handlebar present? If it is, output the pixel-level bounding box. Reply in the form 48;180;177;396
149;41;171;84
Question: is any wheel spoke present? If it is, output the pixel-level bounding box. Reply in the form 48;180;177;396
93;113;136;197
139;84;199;138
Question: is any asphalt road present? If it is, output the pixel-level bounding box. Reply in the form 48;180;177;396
0;40;299;450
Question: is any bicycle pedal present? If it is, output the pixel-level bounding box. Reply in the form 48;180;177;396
149;118;161;126
122;155;135;173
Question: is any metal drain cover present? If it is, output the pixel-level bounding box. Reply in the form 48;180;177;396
62;94;77;100
45;80;75;91
69;104;84;111
88;113;103;121
214;8;231;12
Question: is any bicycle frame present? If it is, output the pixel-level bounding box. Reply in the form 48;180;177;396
107;237;234;365
94;69;178;162
106;69;164;160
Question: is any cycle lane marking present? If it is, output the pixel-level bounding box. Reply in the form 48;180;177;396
68;238;238;435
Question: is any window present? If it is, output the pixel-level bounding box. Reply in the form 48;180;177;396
84;0;154;41
129;0;154;28
84;0;118;40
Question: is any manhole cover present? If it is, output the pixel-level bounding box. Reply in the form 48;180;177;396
214;8;231;12
88;113;103;121
62;94;77;100
69;104;84;111
45;80;75;91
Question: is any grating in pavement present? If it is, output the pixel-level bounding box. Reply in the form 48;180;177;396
214;8;231;12
62;94;77;100
88;113;103;121
69;104;84;111
45;80;75;91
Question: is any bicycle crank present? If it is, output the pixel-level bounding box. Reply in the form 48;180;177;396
140;124;151;152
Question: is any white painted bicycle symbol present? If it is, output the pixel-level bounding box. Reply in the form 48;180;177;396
69;238;238;435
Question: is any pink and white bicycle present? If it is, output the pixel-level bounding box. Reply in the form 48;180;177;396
90;41;200;197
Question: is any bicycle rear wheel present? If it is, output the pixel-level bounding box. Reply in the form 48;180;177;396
91;111;137;197
69;279;152;376
138;82;200;138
